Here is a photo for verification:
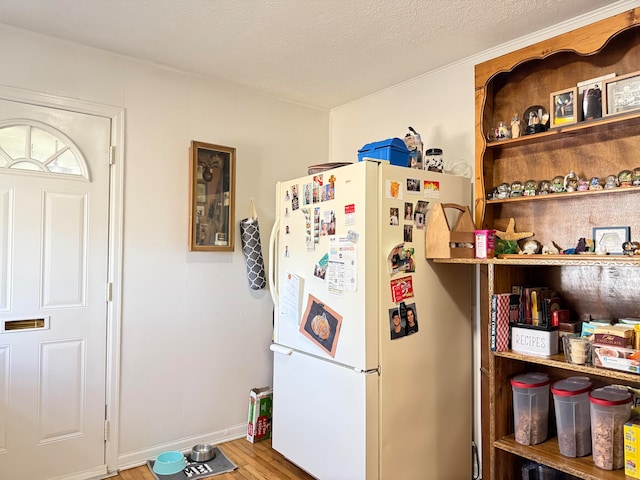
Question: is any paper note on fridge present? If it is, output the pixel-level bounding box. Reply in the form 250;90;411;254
327;237;357;294
281;272;303;325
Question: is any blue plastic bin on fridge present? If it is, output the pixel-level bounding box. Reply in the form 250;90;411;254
357;138;410;167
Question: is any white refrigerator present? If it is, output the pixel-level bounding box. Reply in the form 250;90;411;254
268;159;473;480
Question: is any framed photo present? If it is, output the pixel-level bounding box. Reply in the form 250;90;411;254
577;73;615;121
188;140;236;251
602;70;640;116
593;226;630;255
550;87;578;127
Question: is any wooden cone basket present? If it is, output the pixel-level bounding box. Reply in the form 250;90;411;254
425;203;475;259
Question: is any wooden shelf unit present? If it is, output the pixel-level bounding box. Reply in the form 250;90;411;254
472;7;640;480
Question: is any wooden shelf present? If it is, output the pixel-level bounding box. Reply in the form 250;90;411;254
430;255;640;266
474;8;640;480
486;186;640;205
485;110;640;151
494;351;640;384
495;435;627;480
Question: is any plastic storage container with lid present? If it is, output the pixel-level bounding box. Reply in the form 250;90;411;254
510;372;551;445
589;386;632;470
424;148;444;172
551;376;592;457
357;138;410;167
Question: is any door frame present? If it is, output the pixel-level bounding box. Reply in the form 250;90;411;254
0;84;124;475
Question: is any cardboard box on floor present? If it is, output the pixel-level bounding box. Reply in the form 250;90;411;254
246;387;273;443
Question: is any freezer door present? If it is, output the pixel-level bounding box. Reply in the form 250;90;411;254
272;346;379;480
272;161;380;372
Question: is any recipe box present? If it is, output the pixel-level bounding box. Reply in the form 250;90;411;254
511;325;558;357
246;387;273;443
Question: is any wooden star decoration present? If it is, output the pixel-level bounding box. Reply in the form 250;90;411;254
495;218;534;241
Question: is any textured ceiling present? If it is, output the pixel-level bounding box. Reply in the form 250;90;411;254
0;0;625;109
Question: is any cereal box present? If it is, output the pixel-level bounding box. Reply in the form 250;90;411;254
246;387;273;443
625;416;640;478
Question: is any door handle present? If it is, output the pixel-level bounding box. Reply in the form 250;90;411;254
269;344;292;355
268;216;280;306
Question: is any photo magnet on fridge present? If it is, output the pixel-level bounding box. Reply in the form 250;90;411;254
388;243;405;274
424;180;440;198
291;184;299;211
405;302;419;335
390;275;414;302
389;307;406;340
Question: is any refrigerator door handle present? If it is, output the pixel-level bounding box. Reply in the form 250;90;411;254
268;217;280;306
270;343;293;355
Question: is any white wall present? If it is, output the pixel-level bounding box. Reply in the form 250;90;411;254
0;24;329;469
328;0;639;472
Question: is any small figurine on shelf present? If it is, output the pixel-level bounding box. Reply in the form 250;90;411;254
589;177;603;190
633;167;640;186
618;169;633;187
551;176;565;193
604;174;618;189
495;239;518;255
510;180;523;197
496;121;509;140
541;241;562;255
519;239;541;254
577;178;589;191
511;114;521;139
523;179;538;196
575;238;594;253
538;180;552;195
564;171;579;192
623;241;637;255
496;182;510;199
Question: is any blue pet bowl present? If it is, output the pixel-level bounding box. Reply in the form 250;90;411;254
152;451;186;475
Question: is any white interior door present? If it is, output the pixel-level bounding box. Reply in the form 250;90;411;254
0;99;111;480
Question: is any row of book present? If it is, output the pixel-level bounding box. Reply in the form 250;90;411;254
511;286;563;327
490;286;568;352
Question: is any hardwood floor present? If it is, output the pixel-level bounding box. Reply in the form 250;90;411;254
111;438;315;480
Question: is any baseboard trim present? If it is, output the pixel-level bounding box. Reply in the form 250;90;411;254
116;424;246;471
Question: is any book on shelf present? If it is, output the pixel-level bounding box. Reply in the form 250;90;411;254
511;285;557;327
541;297;562;327
490;293;511;352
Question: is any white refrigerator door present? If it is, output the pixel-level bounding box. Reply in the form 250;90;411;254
271;345;379;480
271;161;380;372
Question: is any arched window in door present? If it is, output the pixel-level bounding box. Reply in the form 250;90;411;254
0;120;89;179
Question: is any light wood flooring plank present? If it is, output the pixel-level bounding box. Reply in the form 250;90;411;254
109;438;314;480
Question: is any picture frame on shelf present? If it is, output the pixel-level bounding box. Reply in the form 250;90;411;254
592;226;630;255
188;140;236;252
550;87;578;127
577;73;615;121
602;70;640;116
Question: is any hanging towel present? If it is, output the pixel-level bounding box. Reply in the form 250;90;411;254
240;199;267;290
